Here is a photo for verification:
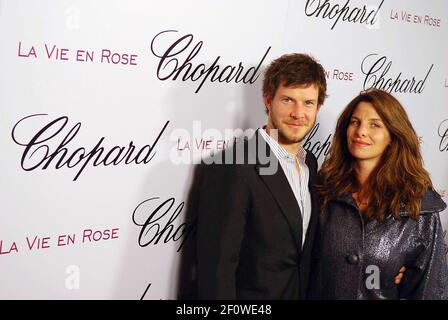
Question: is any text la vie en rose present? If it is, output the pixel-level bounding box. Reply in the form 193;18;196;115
0;227;119;255
17;41;137;65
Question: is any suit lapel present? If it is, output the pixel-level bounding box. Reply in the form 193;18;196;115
252;130;303;252
302;153;319;255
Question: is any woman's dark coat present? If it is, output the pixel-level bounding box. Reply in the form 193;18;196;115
308;189;448;300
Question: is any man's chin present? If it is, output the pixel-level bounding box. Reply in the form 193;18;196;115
282;129;309;143
279;134;305;145
289;137;305;144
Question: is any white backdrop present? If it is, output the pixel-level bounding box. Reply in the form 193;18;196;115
0;0;447;299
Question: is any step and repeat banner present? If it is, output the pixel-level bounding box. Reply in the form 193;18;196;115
0;0;447;299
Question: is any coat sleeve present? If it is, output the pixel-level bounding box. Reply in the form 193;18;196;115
400;212;448;300
196;165;251;299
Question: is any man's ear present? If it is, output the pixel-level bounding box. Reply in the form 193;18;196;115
263;95;271;113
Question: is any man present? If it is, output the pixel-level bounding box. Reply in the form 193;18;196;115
196;53;326;299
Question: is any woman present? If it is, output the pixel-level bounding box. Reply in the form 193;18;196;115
308;89;448;299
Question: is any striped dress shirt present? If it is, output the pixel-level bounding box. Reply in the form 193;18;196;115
259;128;311;247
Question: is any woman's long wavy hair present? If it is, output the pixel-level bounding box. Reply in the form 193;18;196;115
319;89;433;221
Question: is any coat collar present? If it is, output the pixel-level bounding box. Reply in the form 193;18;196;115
333;189;447;217
407;189;447;216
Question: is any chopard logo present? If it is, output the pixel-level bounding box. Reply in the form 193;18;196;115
150;30;270;93
132;197;196;252
303;122;332;161
304;0;384;30
11;114;169;181
438;119;448;152
361;53;433;94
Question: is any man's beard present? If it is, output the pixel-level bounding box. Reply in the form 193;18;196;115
271;117;314;144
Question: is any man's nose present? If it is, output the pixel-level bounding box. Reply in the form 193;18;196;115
290;103;305;119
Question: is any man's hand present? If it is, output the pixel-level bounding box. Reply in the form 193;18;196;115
394;266;406;285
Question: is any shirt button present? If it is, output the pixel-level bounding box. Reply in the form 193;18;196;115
347;254;359;265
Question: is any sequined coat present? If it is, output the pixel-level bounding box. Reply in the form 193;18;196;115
308;189;448;300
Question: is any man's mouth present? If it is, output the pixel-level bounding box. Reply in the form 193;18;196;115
286;123;306;129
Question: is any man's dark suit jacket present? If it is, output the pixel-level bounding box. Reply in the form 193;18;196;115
197;129;319;299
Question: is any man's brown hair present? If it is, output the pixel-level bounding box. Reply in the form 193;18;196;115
262;53;327;112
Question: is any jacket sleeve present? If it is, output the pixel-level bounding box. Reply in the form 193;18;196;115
196;165;251;299
401;212;448;300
